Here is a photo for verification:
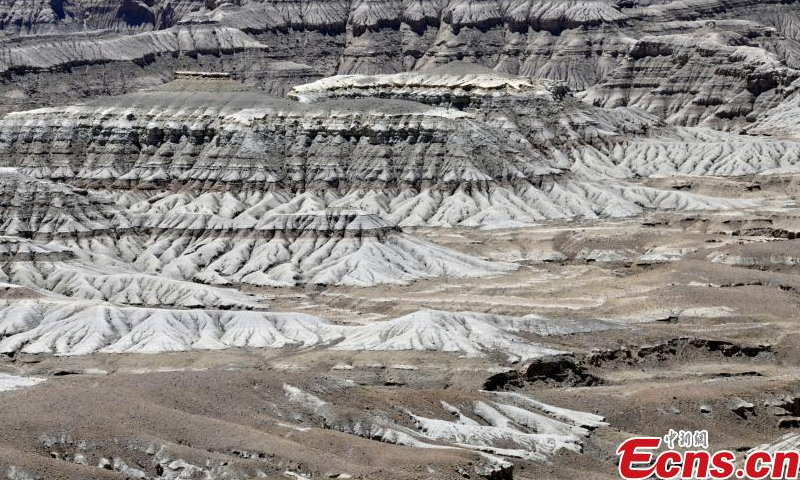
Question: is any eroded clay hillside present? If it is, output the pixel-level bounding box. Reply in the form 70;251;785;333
2;0;800;124
3;1;800;480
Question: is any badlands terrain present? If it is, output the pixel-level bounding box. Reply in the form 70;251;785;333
2;0;800;479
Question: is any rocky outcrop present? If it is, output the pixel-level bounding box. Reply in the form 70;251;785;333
523;355;602;386
0;25;266;76
727;397;755;418
3;0;800;128
0;75;778;229
4;2;800;478
0;68;794;317
0;170;125;237
186;0;632;86
0;24;280;115
708;239;800;268
483;354;603;390
289;62;568;105
283;384;606;467
586;337;772;367
580;31;800;130
0;0;208;34
0;93;559;189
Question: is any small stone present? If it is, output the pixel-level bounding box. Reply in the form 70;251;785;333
728;397;755;418
767;406;791;417
779;417;800;429
474;458;513;480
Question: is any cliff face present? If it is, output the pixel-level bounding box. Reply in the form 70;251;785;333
0;0;799;325
585;36;796;125
0;0;208;34
3;4;800;477
3;68;794;302
3;0;800;128
3;74;775;228
0;92;559;189
5;3;800;479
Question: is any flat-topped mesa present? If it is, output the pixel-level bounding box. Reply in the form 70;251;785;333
0;24;272;115
0;26;267;77
0;79;563;190
165;71;252;91
284;63;656;148
0;72;789;228
251;61;324;96
173;71;232;79
258;210;399;238
288;63;569;107
153;72;258;93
